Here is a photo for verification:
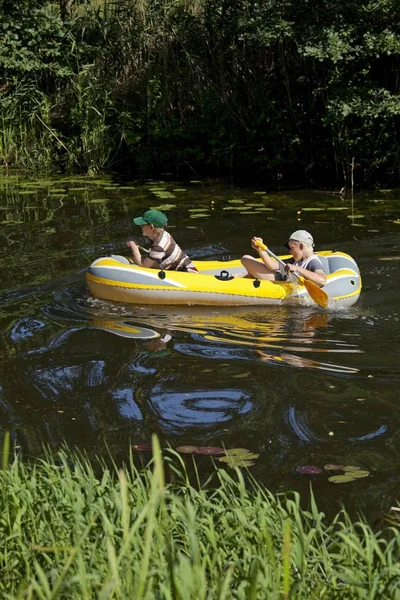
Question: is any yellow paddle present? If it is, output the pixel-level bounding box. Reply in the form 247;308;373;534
254;240;329;308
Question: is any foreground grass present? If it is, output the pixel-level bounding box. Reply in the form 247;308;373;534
1;436;400;599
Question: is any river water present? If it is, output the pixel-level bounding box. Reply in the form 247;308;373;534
1;173;400;521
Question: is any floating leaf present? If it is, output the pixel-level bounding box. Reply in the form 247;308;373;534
324;464;345;471
393;220;400;225
379;256;400;261
301;207;323;211
347;214;365;219
326;207;350;211
296;465;323;475
194;446;225;455
329;475;355;483
342;465;361;471
347;470;370;479
190;213;210;218
224;448;252;457
152;204;176;210
228;199;245;204
224;449;259;460
132;444;152;451
176;445;198;454
218;456;255;468
173;188;187;192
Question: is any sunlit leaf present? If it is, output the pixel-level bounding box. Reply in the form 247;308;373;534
152;204;176;210
301;207;323;211
176;445;198;454
346;470;370;478
342;465;361;471
379;256;400;261
224;448;251;457
326;207;350;211
194;447;225;455
347;214;365;219
328;475;355;483
218;456;255;468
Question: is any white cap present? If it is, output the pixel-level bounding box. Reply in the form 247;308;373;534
284;230;314;248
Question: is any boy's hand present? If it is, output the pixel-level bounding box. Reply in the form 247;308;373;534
251;237;266;251
126;240;138;250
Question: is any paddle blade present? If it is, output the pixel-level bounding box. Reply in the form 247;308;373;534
300;277;329;308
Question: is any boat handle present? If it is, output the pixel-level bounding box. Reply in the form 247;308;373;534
214;270;234;281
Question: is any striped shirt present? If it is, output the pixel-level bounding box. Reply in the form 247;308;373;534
149;230;196;271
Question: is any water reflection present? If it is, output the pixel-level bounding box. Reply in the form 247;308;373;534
2;174;400;519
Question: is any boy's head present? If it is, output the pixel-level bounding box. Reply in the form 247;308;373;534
284;230;314;249
133;209;168;228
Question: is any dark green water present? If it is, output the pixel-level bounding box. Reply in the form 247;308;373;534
1;172;400;520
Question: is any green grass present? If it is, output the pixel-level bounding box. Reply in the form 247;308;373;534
1;435;400;599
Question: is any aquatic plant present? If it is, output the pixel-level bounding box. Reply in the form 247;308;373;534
1;434;400;598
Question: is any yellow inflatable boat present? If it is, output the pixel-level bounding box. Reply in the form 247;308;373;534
86;250;361;307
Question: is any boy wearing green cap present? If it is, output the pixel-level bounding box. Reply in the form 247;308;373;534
127;209;197;272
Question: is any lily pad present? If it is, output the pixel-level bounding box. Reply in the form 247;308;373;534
346;470;370;478
190;213;210;218
347;214;365;219
342;465;361;471
176;445;199;454
301;207;324;211
328;475;355;483
324;464;345;471
218;456;255;468
194;446;225;455
151;204;176;210
296;465;323;475
224;448;254;457
132;444;152;451
326;207;350;211
379;256;400;261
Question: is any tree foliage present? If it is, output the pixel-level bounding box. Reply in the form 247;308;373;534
0;0;399;184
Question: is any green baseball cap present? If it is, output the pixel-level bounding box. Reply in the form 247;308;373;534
133;209;168;228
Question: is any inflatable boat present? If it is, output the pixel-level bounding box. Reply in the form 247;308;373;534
86;250;361;307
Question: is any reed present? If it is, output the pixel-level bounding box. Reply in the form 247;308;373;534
1;435;400;599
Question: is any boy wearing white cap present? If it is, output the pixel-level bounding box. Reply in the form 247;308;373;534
238;229;326;287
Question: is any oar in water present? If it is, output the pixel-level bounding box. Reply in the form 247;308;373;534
254;240;329;309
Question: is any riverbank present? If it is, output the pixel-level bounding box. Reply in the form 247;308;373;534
1;1;399;185
1;435;399;599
